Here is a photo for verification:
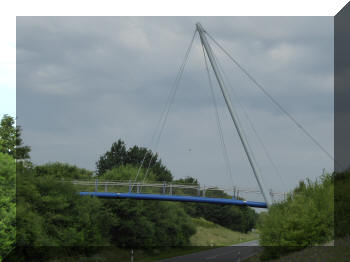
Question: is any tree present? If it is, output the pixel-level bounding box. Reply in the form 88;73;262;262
15;164;117;248
34;162;93;180
14;126;31;160
96;139;127;175
0;115;16;156
0;115;30;160
0;153;16;261
96;139;173;181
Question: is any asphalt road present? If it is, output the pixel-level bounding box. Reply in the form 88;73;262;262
157;240;261;262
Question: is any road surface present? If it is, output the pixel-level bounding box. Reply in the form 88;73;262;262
157;240;260;262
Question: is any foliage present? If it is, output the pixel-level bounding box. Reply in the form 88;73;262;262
184;202;257;233
176;176;258;233
34;162;93;180
245;237;349;262
0;153;16;261
174;176;199;185
96;139;172;181
334;170;350;238
101;165;157;182
13;162;196;261
258;173;334;260
103;199;195;247
16;163;116;249
189;217;258;246
0;115;30;159
97;166;196;247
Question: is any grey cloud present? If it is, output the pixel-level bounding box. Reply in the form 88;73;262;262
17;17;333;195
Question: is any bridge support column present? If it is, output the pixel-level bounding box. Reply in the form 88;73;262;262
128;180;132;193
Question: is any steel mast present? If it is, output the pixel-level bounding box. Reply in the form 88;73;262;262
196;22;272;207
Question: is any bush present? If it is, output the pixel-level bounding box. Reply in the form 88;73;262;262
334;170;350;238
258;173;334;260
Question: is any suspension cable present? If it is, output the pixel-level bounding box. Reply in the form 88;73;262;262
214;49;287;191
132;29;198;191
210;46;265;187
201;41;235;188
205;31;338;170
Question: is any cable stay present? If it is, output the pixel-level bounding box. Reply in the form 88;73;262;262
201;41;235;189
204;31;338;170
213;48;287;191
131;28;198;191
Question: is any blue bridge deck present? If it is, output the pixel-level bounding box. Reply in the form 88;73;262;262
79;192;267;208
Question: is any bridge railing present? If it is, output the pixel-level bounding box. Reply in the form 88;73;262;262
65;179;287;203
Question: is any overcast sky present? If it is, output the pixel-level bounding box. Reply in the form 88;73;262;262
17;17;334;197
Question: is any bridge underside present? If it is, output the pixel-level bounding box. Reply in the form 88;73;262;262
79;192;267;208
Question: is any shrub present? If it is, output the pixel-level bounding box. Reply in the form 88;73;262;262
258;173;334;260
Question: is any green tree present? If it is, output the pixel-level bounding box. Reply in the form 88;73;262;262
0;153;16;261
96;139;127;176
0;115;30;159
34;162;93;180
16;164;117;248
102;198;195;247
96;139;172;181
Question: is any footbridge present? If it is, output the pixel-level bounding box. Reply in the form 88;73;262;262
72;180;285;208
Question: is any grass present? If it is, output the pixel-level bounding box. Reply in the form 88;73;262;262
189;217;259;246
245;237;350;262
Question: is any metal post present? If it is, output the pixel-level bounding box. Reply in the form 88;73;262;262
270;189;274;203
95;179;98;192
137;183;140;194
197;184;201;196
105;183;107;192
203;185;206;197
196;22;272;207
169;183;172;195
163;181;166;194
129;180;132;193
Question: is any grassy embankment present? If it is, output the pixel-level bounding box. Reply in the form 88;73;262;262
54;217;259;262
189;217;258;246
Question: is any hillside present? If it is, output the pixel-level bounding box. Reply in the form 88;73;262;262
190;217;258;246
